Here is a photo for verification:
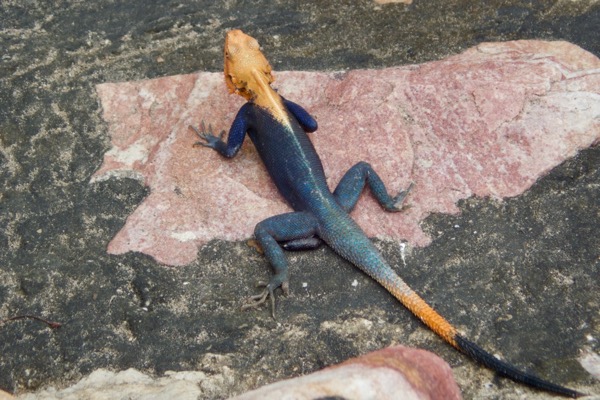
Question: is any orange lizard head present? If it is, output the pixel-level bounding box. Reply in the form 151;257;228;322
224;29;275;101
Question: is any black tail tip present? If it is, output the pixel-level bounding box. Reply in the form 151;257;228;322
454;335;585;398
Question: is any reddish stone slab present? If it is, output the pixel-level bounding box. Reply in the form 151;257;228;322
13;347;459;400
231;345;461;400
93;40;600;266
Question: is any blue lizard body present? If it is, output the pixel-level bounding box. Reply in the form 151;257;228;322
200;98;413;305
191;29;583;398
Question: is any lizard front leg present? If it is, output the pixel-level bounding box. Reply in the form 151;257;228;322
243;211;318;317
282;97;318;133
189;103;252;158
333;161;413;213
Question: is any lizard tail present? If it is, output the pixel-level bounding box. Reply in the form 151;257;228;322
324;214;582;397
454;335;583;398
380;275;584;398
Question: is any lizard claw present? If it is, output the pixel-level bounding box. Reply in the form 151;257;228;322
189;121;225;148
388;182;415;212
241;280;289;318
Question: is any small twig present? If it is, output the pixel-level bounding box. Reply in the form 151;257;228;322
0;315;62;329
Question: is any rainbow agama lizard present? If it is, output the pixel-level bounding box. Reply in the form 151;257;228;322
191;29;584;398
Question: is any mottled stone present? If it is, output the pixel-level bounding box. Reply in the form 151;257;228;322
11;347;458;400
16;369;227;400
580;350;600;381
231;345;460;400
375;0;413;4
0;389;14;400
93;40;600;266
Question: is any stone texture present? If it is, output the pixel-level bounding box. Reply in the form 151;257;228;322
375;0;413;4
580;350;600;381
93;40;600;266
14;347;460;400
232;345;461;400
1;2;598;399
0;390;14;400
16;369;220;400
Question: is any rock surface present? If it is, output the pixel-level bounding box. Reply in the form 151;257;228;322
17;369;217;400
93;40;600;266
232;346;460;400
0;390;14;400
1;2;598;399
14;346;460;400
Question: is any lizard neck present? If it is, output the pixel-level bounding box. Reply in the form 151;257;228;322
249;69;290;128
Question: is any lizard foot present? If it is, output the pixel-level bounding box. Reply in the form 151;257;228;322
241;280;289;318
388;182;415;212
189;121;225;148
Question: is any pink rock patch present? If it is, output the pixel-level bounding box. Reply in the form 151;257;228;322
230;345;461;400
93;40;600;266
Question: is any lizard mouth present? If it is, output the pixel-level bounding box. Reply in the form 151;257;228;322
225;73;248;96
225;69;274;102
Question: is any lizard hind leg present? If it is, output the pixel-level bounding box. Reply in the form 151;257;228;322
333;161;413;213
242;211;318;318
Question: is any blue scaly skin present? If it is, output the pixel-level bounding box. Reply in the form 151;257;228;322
191;29;583;398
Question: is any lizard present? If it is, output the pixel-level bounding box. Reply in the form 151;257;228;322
191;29;584;398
